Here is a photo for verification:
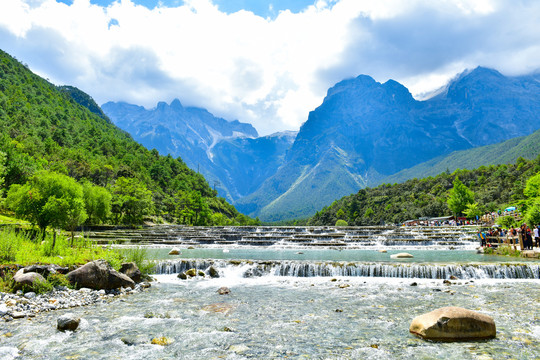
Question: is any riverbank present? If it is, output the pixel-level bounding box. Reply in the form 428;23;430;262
0;282;151;322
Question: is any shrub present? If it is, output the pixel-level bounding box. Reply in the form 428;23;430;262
47;273;73;289
335;219;348;227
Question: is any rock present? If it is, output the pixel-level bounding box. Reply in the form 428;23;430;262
449;275;458;280
410;282;418;286
443;279;452;285
0;303;8;316
208;266;220;278
66;260;135;290
217;287;231;295
57;313;81;332
177;272;187;280
23;264;68;277
119;262;142;283
390;253;414;259
409;306;496;341
185;269;197;277
24;292;36;299
168;249;181;255
13;269;46;291
378;249;388;253
151;337;172;346
139;282;151;289
197;270;205;277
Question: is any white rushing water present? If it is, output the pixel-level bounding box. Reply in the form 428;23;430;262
2;226;539;359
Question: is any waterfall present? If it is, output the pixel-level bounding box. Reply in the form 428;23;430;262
153;259;540;280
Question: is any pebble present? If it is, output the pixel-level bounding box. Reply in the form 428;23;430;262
0;283;149;322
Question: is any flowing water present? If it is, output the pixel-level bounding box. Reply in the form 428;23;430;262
2;226;540;359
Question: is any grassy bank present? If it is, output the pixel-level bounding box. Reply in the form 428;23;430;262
0;226;154;293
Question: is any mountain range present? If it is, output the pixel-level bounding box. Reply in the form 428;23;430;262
103;67;540;221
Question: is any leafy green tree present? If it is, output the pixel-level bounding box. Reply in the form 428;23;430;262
524;199;540;227
83;182;112;224
336;208;346;220
6;170;87;245
447;177;475;215
335;219;348;226
463;202;483;220
0;150;6;196
111;177;153;224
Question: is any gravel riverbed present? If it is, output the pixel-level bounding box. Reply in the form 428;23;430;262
0;282;151;322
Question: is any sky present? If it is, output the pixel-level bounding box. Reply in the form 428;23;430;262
0;0;539;136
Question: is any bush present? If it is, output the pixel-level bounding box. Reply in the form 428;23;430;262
47;273;73;289
335;219;348;227
115;246;154;275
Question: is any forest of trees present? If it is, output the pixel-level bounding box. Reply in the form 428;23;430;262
0;49;258;234
308;156;540;226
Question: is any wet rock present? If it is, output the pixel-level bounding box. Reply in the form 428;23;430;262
57;313;81;332
449;275;458;280
217;287;231;295
335;309;343;313
197;270;205;277
208;266;220;278
177;272;188;280
409;306;496;341
222;326;235;332
390;253;414;259
168;248;181;255
443;279;452;285
410;282;418;286
151;337;172;346
66;260;135;290
13;269;46;291
185;268;197;277
119;262;142;283
378;250;387;253
0;304;8;316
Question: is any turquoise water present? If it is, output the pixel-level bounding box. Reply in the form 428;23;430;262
146;248;536;263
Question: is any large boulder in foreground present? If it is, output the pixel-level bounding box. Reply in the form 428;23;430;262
66;260;135;290
410;306;496;341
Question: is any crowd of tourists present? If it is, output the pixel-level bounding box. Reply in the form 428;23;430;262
477;224;539;249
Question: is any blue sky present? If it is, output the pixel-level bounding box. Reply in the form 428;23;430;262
60;0;317;18
1;0;539;135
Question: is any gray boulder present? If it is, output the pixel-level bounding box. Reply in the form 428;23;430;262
13;269;46;290
57;313;80;332
66;260;135;290
119;262;142;283
409;306;496;341
24;264;68;277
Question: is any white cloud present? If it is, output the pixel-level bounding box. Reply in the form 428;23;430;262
0;0;539;135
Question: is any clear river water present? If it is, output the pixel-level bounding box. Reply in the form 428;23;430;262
1;226;539;359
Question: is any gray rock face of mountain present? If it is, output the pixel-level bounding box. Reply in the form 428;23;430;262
101;99;295;202
235;67;540;221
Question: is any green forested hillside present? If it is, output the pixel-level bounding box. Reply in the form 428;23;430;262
308;156;540;226
0;49;254;225
381;129;540;185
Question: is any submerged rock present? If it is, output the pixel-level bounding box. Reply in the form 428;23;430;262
390;253;414;259
168;249;181;255
57;313;81;332
409;306;496;341
217;287;231;295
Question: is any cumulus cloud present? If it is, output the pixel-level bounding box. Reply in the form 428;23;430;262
0;0;539;135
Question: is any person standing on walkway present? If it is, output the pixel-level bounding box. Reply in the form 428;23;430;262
534;225;539;248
